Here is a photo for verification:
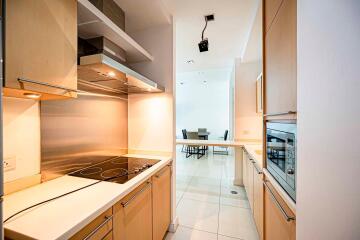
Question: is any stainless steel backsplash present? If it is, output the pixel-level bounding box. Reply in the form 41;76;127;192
40;94;128;181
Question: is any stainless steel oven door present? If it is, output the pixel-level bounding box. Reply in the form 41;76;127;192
266;122;296;201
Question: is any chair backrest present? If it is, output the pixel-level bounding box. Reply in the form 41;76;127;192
198;128;207;133
182;129;187;139
224;130;229;141
187;131;199;140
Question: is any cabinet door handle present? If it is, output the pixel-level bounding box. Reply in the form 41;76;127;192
83;215;113;240
121;182;151;208
263;111;296;117
252;161;263;174
18;77;78;92
263;180;295;222
155;165;171;178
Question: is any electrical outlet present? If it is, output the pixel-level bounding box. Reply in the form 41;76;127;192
4;156;16;171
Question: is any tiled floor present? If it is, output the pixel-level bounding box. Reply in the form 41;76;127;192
166;146;259;240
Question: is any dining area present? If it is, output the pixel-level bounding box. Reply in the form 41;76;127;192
180;128;229;158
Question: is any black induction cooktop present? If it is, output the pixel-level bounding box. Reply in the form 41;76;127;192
69;156;160;184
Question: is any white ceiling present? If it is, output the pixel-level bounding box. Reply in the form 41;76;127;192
163;0;259;73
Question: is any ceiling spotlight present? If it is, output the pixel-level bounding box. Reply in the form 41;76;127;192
198;14;214;52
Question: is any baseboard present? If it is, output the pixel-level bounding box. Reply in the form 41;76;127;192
233;178;244;186
168;216;179;233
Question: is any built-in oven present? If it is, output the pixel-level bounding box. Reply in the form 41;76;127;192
266;121;296;201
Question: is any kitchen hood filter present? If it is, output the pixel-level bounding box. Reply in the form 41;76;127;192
78;54;165;95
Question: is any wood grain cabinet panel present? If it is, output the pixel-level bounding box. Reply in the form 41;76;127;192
264;0;297;114
152;165;171;240
247;156;254;211
264;0;284;34
70;208;113;240
253;168;264;239
113;181;153;240
5;0;77;98
264;180;296;240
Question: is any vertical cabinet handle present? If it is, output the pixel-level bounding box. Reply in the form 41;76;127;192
263;181;295;222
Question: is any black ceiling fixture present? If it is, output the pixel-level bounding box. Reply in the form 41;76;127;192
198;14;215;52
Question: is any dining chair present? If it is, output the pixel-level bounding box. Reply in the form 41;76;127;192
181;129;188;152
213;130;229;155
186;131;206;159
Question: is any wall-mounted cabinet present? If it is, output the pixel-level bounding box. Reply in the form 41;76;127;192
4;0;78;100
264;0;297;115
77;0;154;63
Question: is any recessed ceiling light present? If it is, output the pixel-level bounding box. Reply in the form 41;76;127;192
186;60;195;64
23;93;41;99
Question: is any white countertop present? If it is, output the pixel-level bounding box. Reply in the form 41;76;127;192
3;154;172;240
176;139;262;147
243;144;263;168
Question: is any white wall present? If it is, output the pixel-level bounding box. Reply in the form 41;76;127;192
176;69;231;139
297;1;360;239
234;59;262;140
128;22;174;153
3;97;41;182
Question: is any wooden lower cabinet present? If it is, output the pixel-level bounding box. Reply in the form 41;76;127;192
152;165;171;240
70;208;113;240
253;167;264;239
113;181;153;240
264;179;296;240
71;164;172;240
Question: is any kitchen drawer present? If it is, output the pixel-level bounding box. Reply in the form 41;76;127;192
264;178;296;240
70;207;113;240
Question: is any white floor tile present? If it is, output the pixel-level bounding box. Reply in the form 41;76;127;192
177;198;219;233
218;205;259;240
165;226;218;240
220;197;250;209
217;234;241;240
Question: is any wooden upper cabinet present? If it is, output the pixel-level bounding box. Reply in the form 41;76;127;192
264;0;297;114
152;165;171;240
5;0;77;98
113;181;153;240
264;0;284;33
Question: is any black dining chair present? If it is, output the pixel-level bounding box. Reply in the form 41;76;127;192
181;129;188;152
213;130;229;155
185;131;206;159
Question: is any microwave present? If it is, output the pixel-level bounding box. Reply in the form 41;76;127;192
266;121;296;201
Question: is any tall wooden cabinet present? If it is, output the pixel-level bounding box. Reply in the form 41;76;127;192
5;0;78;99
264;0;297;114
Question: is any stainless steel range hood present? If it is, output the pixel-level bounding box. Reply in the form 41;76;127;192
78;54;165;96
